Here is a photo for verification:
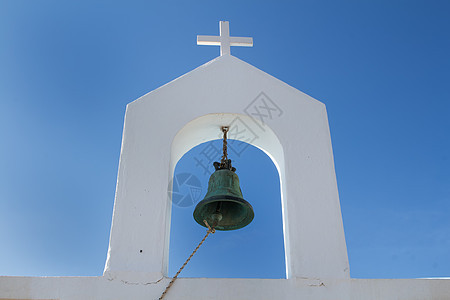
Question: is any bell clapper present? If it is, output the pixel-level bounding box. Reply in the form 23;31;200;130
215;201;223;213
209;201;223;226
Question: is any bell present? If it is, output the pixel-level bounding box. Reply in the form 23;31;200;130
193;160;254;231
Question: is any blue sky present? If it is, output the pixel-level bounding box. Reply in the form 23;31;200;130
1;1;449;279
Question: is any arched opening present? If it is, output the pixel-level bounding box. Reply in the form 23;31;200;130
168;139;285;278
165;113;288;278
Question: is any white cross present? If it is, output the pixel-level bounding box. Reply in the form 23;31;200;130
197;21;253;56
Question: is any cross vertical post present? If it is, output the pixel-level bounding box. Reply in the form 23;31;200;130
219;21;231;55
197;21;253;56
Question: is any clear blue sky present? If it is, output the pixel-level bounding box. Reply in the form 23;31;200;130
1;0;449;279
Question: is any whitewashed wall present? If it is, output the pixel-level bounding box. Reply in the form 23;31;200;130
1;276;449;299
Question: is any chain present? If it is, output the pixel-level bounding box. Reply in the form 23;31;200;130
158;220;215;300
220;126;229;168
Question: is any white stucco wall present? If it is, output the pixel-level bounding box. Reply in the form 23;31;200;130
1;276;450;300
1;54;449;299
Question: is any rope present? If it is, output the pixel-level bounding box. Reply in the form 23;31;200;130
158;220;215;300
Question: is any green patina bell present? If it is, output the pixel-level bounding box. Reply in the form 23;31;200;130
193;160;254;231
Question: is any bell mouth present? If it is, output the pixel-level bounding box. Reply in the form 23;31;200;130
193;195;254;231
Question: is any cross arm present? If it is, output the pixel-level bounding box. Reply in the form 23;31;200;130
197;35;221;46
230;37;253;47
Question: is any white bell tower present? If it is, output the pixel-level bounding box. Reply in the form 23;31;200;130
103;46;350;282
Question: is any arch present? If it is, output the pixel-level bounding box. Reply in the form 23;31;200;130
168;139;285;278
165;113;289;278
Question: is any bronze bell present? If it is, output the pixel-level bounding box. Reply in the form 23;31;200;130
193;160;254;231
